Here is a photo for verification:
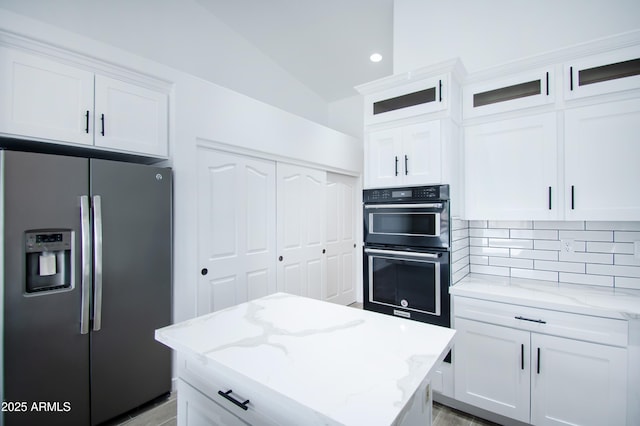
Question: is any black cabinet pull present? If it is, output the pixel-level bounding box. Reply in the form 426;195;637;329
394;156;398;176
521;344;525;370
217;390;250;411
570;66;574;91
571;185;575;210
537;348;541;374
85;111;90;133
548;186;552;210
546;72;549;96
200;268;208;276
278;255;283;262
404;155;408;175
100;114;105;136
515;315;546;324
438;79;443;102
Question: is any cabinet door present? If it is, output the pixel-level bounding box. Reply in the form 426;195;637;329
94;75;168;157
565;45;640;100
365;127;402;188
196;148;276;314
464;68;554;118
454;318;531;423
325;173;357;305
565;98;640;220
464;113;558;220
0;46;94;145
402;121;442;185
276;164;326;299
531;334;627;426
364;75;446;125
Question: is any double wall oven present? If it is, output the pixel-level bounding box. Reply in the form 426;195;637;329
363;185;451;329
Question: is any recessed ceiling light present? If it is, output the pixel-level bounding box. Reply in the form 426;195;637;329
370;53;383;63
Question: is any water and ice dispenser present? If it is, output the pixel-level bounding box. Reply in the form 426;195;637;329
25;230;73;293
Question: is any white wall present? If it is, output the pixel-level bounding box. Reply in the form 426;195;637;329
394;0;640;74
328;94;364;139
0;0;330;125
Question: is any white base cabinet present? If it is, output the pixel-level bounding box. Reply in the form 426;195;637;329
530;333;627;426
454;296;628;426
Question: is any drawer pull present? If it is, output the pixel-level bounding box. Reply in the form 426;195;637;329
218;389;250;411
515;316;546;324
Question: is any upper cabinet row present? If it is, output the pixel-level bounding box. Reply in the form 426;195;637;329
465;44;640;221
0;46;169;158
359;40;640;221
464;45;640;119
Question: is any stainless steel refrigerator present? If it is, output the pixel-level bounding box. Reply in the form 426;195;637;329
0;149;172;426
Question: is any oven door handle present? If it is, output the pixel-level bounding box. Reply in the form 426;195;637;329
364;203;443;210
364;248;442;259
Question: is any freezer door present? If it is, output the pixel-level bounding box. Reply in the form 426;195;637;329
89;159;172;425
2;150;90;426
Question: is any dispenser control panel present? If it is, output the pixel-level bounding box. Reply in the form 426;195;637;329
26;231;72;253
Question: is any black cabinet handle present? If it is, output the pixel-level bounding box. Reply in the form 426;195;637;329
394;156;398;176
571;185;575;210
570;66;574;91
85;111;90;133
438;79;443;102
546;72;549;96
217;390;250;411
100;114;105;136
404;155;408;175
537;348;541;374
201;268;208;276
548;186;552;210
278;255;283;262
521;344;525;370
515;316;546;324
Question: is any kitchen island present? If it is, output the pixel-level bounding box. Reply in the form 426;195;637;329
155;293;456;426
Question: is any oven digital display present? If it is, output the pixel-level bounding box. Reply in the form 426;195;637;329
391;190;412;198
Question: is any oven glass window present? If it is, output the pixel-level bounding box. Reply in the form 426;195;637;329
371;213;437;236
370;257;438;314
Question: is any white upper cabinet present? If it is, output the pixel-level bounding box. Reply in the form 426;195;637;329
464;113;558;220
365;121;442;188
0;46;94;146
364;75;448;126
94;75;168;157
0;46;169;158
564;98;640;221
564;45;640;100
464;68;555;118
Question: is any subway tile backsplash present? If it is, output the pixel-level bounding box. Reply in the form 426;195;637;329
451;220;640;290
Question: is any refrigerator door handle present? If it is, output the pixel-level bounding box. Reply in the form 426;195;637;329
92;195;103;331
80;195;91;334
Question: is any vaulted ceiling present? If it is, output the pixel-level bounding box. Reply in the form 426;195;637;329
195;0;395;102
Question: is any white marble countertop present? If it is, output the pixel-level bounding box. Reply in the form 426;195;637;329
156;293;455;426
451;273;640;319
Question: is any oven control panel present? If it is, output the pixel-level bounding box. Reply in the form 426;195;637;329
364;185;448;203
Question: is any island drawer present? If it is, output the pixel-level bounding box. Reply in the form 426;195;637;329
453;296;628;347
178;355;332;426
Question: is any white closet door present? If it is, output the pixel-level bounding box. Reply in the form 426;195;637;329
325;173;357;305
197;148;276;314
276;164;326;299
